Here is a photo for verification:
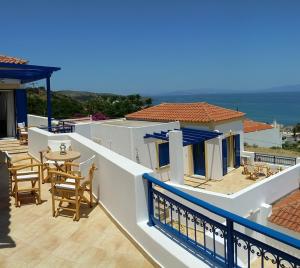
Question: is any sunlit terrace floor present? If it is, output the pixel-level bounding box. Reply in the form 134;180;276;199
184;167;268;195
0;144;153;267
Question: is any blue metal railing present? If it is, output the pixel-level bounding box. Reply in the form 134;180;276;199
143;173;300;267
254;153;296;166
40;125;75;134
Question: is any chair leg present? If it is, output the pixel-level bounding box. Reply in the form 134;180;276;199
14;182;19;207
89;184;93;208
51;185;56;217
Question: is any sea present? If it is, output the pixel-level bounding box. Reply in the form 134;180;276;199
151;91;300;126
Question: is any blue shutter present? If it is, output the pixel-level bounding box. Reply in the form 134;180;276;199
15;89;28;125
234;134;241;168
158;142;170;167
222;139;227;175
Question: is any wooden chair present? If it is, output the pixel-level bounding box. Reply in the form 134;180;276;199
242;165;249;175
9;163;42;207
266;165;279;177
49;155;96;221
5;152;39;196
40;140;72;183
17;122;28;145
247;165;259;180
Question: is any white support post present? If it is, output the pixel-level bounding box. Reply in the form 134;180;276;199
169;130;184;185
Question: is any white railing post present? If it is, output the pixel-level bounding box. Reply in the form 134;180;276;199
169;130;184;185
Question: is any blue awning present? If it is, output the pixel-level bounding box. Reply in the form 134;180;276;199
0;62;60;83
144;127;222;146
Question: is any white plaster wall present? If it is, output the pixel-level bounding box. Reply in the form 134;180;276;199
205;136;223;180
213;119;244;134
28;127;209;268
91;122;133;159
27;114;59;127
90;120;180;181
74;122;92;139
244;128;282;148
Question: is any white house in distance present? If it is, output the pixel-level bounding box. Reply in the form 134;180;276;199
125;102;245;179
243;119;282;148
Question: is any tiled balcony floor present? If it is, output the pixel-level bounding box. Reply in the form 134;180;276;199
184;167;268;195
0;150;153;267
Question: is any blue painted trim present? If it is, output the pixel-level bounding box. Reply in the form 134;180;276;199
142;173;300;250
234;134;240;168
15;89;28;125
158;142;170;167
0;62;60;71
144;127;222;147
46;76;52;130
0;62;60;84
147;180;155;226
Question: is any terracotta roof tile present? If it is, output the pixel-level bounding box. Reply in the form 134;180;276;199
268;190;300;233
244;119;273;133
126;102;245;123
0;55;28;64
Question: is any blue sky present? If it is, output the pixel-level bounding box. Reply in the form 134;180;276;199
2;0;300;95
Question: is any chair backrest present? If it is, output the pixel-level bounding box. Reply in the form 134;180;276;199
18;122;26;131
248;165;255;172
79;155;96;183
4;151;12;167
270;165;278;173
48;140;71;152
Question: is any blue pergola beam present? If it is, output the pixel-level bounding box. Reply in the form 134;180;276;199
181;127;222;136
0;62;60;72
161;130;217;140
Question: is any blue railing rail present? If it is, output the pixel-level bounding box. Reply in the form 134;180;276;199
143;173;300;267
254;153;296;166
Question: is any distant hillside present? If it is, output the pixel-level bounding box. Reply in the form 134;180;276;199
56;90;116;102
27;87;152;119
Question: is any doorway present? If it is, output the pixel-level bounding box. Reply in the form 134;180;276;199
0;91;15;138
193;141;206;176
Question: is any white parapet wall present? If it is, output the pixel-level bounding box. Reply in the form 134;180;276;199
28;127;210;268
28;114;59;127
244;127;282;148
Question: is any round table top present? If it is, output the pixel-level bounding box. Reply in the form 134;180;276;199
45;151;81;162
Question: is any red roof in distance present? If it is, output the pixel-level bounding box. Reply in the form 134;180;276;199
243;119;273;133
126;102;245;123
0;55;28;64
268;190;300;233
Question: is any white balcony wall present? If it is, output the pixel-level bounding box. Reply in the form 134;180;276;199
244;127;282;148
27;114;59;127
89;120;180;181
28;127;208;268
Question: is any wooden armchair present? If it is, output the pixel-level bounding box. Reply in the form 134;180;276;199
266;166;279;177
40;140;72;183
247;165;259;180
5;152;39;196
17;122;28;145
9;163;42;207
49;155;96;221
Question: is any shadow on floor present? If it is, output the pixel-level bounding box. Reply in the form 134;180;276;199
0;152;16;248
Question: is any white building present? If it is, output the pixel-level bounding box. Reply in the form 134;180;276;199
244;119;282;148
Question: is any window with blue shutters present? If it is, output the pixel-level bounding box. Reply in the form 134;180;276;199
158;142;170;167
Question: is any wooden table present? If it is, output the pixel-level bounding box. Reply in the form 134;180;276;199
45;151;81;171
